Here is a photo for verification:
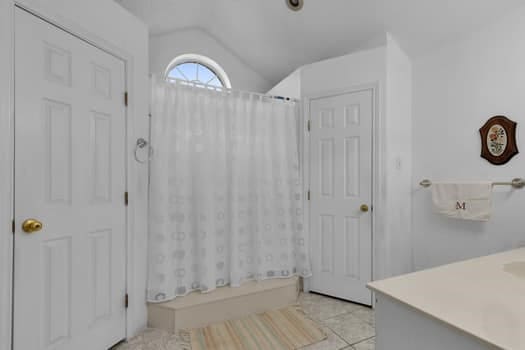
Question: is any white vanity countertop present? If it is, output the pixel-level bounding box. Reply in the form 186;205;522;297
368;248;525;350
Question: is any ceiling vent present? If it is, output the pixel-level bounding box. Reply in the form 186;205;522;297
286;0;304;11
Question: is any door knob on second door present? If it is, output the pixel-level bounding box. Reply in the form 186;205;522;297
21;219;43;233
360;204;369;213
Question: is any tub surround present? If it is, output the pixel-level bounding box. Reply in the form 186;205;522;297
369;248;525;349
148;277;299;332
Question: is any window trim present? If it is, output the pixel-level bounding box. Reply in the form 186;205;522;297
165;54;232;89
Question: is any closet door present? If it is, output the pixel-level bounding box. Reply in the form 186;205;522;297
309;89;373;305
13;8;127;350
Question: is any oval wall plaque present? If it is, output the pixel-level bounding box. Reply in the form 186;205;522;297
480;116;518;165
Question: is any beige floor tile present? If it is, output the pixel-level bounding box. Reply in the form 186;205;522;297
114;328;189;350
299;291;325;304
352;337;375;350
300;293;364;321
300;326;349;350
323;313;375;346
349;306;375;326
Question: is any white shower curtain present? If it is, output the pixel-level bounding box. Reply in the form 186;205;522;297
147;77;311;303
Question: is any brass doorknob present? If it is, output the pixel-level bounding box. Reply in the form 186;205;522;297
360;204;369;213
22;219;43;234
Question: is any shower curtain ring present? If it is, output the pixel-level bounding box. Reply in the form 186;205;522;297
134;138;153;163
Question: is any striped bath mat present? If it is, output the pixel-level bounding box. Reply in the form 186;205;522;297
189;306;327;350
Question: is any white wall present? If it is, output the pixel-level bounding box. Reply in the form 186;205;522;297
267;68;301;99
301;47;390;281
150;28;272;93
301;47;386;97
412;6;525;270
0;1;149;349
270;48;387;282
384;34;413;276
293;44;413;281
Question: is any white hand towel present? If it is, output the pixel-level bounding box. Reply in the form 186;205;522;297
431;182;493;222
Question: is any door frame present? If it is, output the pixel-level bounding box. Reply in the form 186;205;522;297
0;3;140;349
302;83;383;303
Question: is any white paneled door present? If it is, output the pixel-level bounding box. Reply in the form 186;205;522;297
14;8;127;350
309;89;373;305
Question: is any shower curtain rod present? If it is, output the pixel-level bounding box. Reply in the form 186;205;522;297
164;76;300;103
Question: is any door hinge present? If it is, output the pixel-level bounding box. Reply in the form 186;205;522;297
124;92;129;107
124;192;129;206
307;120;311;132
307;190;311;201
125;293;129;309
11;220;15;234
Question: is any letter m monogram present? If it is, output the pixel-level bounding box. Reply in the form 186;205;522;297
456;201;466;210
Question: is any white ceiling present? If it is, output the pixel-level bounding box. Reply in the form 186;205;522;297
117;0;524;86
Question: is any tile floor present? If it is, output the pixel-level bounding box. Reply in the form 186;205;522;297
115;292;375;350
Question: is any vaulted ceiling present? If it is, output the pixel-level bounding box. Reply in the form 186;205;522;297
117;0;523;86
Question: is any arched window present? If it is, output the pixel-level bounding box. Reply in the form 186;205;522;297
165;54;232;89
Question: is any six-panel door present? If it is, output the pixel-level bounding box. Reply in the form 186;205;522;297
309;89;373;305
14;8;127;350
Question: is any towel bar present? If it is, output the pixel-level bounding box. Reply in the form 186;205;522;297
419;178;525;189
